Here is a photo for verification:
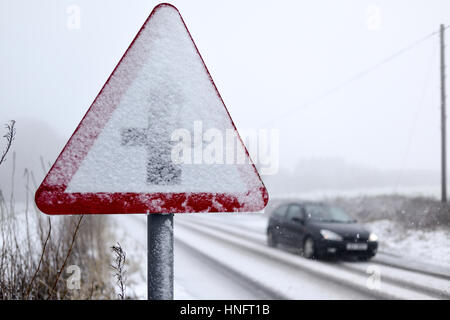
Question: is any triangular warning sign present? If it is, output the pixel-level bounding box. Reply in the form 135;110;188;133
35;4;268;214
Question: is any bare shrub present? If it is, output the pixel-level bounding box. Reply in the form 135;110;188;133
111;243;127;300
0;120;15;166
0;154;115;299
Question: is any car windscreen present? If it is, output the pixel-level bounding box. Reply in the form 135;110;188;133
304;204;355;223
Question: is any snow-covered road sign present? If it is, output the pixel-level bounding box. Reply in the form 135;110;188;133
35;3;268;215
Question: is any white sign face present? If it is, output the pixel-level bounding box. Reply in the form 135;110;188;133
36;4;268;214
66;6;252;194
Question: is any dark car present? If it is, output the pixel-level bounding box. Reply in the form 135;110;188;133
266;202;378;260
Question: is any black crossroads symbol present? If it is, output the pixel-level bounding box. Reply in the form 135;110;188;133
120;85;184;185
121;121;182;185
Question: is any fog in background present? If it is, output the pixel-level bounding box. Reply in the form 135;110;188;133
1;0;449;199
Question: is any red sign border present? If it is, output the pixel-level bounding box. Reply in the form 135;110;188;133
35;3;269;215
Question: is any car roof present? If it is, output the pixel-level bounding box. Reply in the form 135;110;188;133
277;201;326;207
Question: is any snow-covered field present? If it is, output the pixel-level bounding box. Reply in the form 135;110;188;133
365;219;450;268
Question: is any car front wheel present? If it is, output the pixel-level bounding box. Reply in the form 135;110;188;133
267;229;277;248
303;237;316;259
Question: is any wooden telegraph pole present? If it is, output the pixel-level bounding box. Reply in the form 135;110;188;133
440;24;447;203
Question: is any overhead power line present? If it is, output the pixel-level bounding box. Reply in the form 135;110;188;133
394;39;437;191
262;25;449;126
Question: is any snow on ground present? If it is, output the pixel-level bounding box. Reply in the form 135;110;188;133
365;219;450;268
9;203;448;299
110;215;263;299
109;212;450;299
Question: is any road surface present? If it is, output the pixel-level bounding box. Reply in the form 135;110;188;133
111;214;450;300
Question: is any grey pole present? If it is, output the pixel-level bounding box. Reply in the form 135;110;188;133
441;24;447;203
147;213;174;300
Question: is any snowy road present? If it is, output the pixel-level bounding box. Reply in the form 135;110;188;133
112;214;450;300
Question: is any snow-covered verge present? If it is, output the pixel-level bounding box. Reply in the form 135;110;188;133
322;195;450;268
365;219;450;268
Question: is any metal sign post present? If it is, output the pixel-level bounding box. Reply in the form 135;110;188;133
147;213;174;300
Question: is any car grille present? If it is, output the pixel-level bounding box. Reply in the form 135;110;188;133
343;235;368;242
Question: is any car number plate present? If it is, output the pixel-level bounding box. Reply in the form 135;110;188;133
346;243;368;251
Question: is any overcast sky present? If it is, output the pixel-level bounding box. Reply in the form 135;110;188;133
1;0;449;173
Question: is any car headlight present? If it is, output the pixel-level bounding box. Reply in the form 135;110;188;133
320;229;343;241
369;233;378;242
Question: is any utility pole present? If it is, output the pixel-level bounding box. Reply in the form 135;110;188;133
440;24;447;203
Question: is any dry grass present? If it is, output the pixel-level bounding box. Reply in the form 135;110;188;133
0;121;138;300
0;155;116;299
326;195;450;229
